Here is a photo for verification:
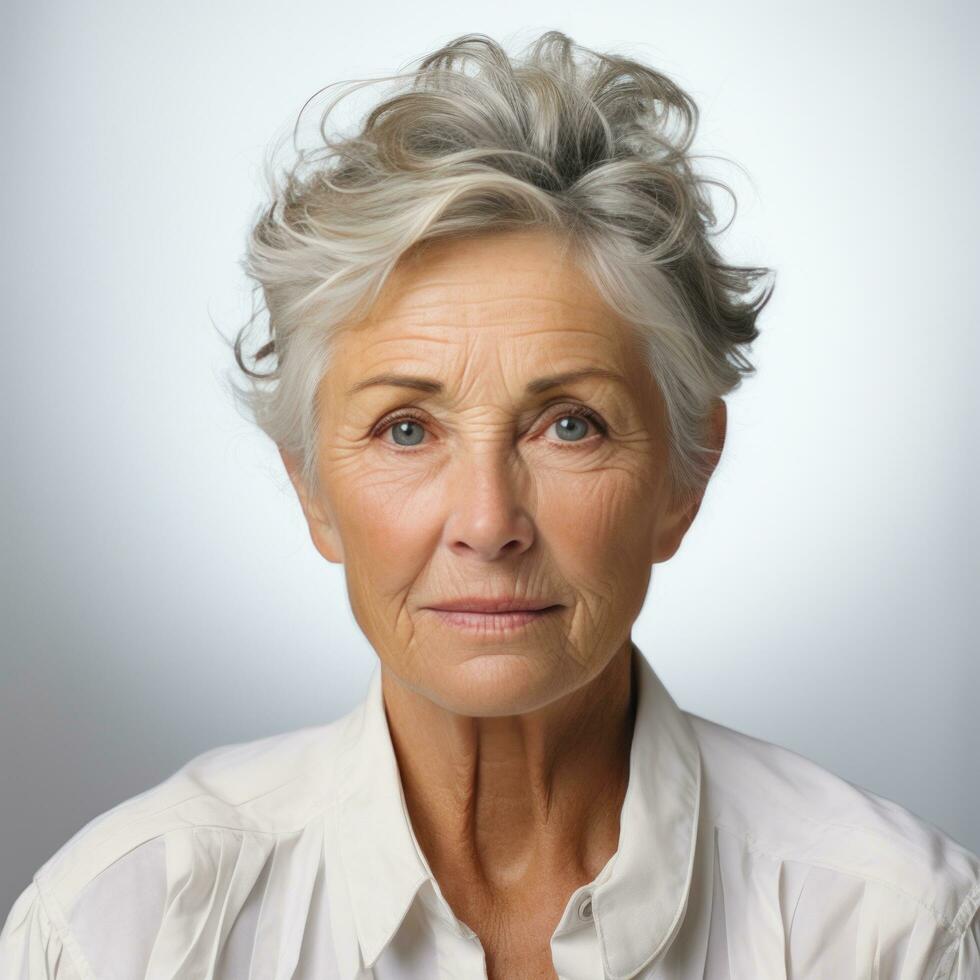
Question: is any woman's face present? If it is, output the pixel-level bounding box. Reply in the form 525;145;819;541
283;228;722;716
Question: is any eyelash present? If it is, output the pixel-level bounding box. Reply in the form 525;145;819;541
371;403;607;449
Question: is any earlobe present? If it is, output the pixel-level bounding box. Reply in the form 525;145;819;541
651;499;700;565
650;399;727;565
309;521;346;565
277;446;345;564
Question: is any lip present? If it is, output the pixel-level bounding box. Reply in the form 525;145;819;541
425;606;562;634
425;597;562;613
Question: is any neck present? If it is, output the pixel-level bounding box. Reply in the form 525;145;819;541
380;640;638;913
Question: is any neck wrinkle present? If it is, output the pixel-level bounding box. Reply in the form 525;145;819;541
381;641;637;902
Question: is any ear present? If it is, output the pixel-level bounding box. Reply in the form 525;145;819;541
277;446;345;564
651;398;727;565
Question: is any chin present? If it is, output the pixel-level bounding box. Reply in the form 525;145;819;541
421;648;569;717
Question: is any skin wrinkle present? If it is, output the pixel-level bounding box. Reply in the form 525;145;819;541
279;227;726;977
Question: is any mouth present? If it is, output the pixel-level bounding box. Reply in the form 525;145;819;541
425;597;562;613
422;601;564;634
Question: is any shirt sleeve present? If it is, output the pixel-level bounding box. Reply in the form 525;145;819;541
0;882;85;980
943;902;980;980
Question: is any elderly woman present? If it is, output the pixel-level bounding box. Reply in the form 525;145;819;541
1;30;977;980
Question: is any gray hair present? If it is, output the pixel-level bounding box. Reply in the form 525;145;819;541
228;30;774;509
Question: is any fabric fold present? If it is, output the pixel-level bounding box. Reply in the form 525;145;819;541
145;827;274;979
947;907;980;979
937;889;980;980
715;825;788;980
0;883;81;980
141;825;335;980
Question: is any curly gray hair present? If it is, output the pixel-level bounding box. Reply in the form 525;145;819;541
228;30;774;509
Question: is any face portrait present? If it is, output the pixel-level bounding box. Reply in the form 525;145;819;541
5;20;977;977
282;228;725;718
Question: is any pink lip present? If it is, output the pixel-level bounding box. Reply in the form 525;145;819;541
425;597;561;613
426;607;561;633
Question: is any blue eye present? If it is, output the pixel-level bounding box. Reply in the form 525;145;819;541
388;417;426;446
549;405;606;443
553;414;591;442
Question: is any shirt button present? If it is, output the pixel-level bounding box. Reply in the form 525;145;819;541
577;896;594;921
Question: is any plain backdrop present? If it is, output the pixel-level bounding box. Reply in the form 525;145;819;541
2;0;977;919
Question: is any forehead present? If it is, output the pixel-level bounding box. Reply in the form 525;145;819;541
331;229;638;371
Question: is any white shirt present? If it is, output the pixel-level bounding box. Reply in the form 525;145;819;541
1;645;977;979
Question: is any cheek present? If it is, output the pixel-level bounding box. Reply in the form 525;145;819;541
539;464;658;600
326;450;443;597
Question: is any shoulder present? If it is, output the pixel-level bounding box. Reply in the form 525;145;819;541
38;713;353;902
685;710;980;954
1;711;357;978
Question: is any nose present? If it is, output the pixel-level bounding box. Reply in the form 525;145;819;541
443;448;535;561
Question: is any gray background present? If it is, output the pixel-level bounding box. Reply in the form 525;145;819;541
2;0;977;919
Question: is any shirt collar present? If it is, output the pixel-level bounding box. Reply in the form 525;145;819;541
336;662;431;971
591;644;703;979
336;643;702;978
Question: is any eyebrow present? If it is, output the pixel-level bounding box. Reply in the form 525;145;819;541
346;367;627;397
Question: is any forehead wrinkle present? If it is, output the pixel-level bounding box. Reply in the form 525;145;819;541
347;305;629;359
351;315;628;359
365;300;612;338
355;334;629;387
339;321;636;405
